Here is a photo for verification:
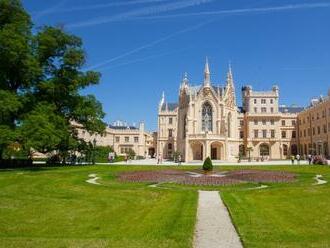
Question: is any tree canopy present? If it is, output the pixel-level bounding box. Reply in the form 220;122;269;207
0;0;106;160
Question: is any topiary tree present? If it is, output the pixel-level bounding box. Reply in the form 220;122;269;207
203;157;213;171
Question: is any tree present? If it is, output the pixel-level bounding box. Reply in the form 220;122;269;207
203;157;213;171
0;0;40;158
0;1;106;161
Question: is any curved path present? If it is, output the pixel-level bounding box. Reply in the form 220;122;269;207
86;174;100;185
314;175;327;185
194;191;242;248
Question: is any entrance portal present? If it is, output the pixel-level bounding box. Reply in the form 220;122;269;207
191;142;204;160
210;142;223;160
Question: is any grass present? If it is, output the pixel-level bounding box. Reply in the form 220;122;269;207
0;166;197;248
221;165;330;248
0;165;330;247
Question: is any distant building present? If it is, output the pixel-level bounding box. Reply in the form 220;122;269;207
157;59;306;162
77;121;156;158
297;91;330;157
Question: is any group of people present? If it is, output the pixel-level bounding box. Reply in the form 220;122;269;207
290;154;323;165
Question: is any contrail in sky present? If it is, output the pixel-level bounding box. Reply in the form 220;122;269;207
85;19;216;70
132;2;330;20
33;0;68;20
68;0;215;28
35;0;170;14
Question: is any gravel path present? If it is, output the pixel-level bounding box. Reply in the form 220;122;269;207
194;191;242;248
86;174;100;185
314;175;327;185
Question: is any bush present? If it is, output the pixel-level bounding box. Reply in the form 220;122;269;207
94;146;114;163
313;156;328;165
203;157;213;171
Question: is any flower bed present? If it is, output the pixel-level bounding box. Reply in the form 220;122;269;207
119;169;296;186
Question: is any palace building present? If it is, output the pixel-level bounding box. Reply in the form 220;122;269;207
157;59;306;162
76;59;330;162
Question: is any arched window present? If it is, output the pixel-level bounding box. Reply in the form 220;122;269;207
202;102;212;132
227;113;232;138
260;143;270;156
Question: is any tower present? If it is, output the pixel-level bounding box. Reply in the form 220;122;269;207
203;57;211;87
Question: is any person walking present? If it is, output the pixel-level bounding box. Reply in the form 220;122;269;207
178;155;182;166
308;154;312;165
296;154;301;165
291;155;295;165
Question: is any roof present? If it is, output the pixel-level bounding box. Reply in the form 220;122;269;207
279;106;304;114
109;125;138;130
161;103;178;111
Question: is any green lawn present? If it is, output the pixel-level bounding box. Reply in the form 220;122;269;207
0;165;330;247
221;166;330;248
0;166;197;248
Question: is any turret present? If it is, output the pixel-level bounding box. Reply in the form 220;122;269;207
158;91;165;112
203;57;211;87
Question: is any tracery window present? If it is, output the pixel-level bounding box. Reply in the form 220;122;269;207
202;102;212;132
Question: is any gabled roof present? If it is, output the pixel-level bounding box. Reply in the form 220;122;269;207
161;103;178;111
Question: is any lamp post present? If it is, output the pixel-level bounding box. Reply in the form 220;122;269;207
92;138;96;165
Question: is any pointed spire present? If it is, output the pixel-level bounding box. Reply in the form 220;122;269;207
227;61;233;83
159;91;165;111
204;57;210;86
183;72;189;85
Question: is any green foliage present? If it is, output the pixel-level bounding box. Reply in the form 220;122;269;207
202;157;213;171
94;146;113;163
0;1;106;160
127;149;136;160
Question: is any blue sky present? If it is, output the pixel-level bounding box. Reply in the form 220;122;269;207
23;0;330;131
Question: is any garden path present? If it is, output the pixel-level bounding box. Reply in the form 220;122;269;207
194;190;242;248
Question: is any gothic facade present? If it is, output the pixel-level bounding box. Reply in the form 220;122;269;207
157;59;304;162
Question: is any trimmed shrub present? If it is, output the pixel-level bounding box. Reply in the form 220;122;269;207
203;157;213;171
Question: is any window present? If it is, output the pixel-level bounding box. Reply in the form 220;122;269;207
260;144;270;156
254;99;257;104
317;126;321;135
271;130;275;138
303;130;306;137
270;119;274;125
202;102;212;132
125;136;129;142
254;107;258;113
292;120;296;126
261;99;266;104
168;143;172;150
270;99;274;104
270;107;274;113
168;129;173;137
254;130;258;138
262;120;266;125
169;117;173;124
254;119;258;125
261;107;267;113
134;137;139;143
262;130;267;138
240;131;244;139
292;131;296;139
282;120;286;126
281;131;286;138
283;144;288;156
115;137;120;142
